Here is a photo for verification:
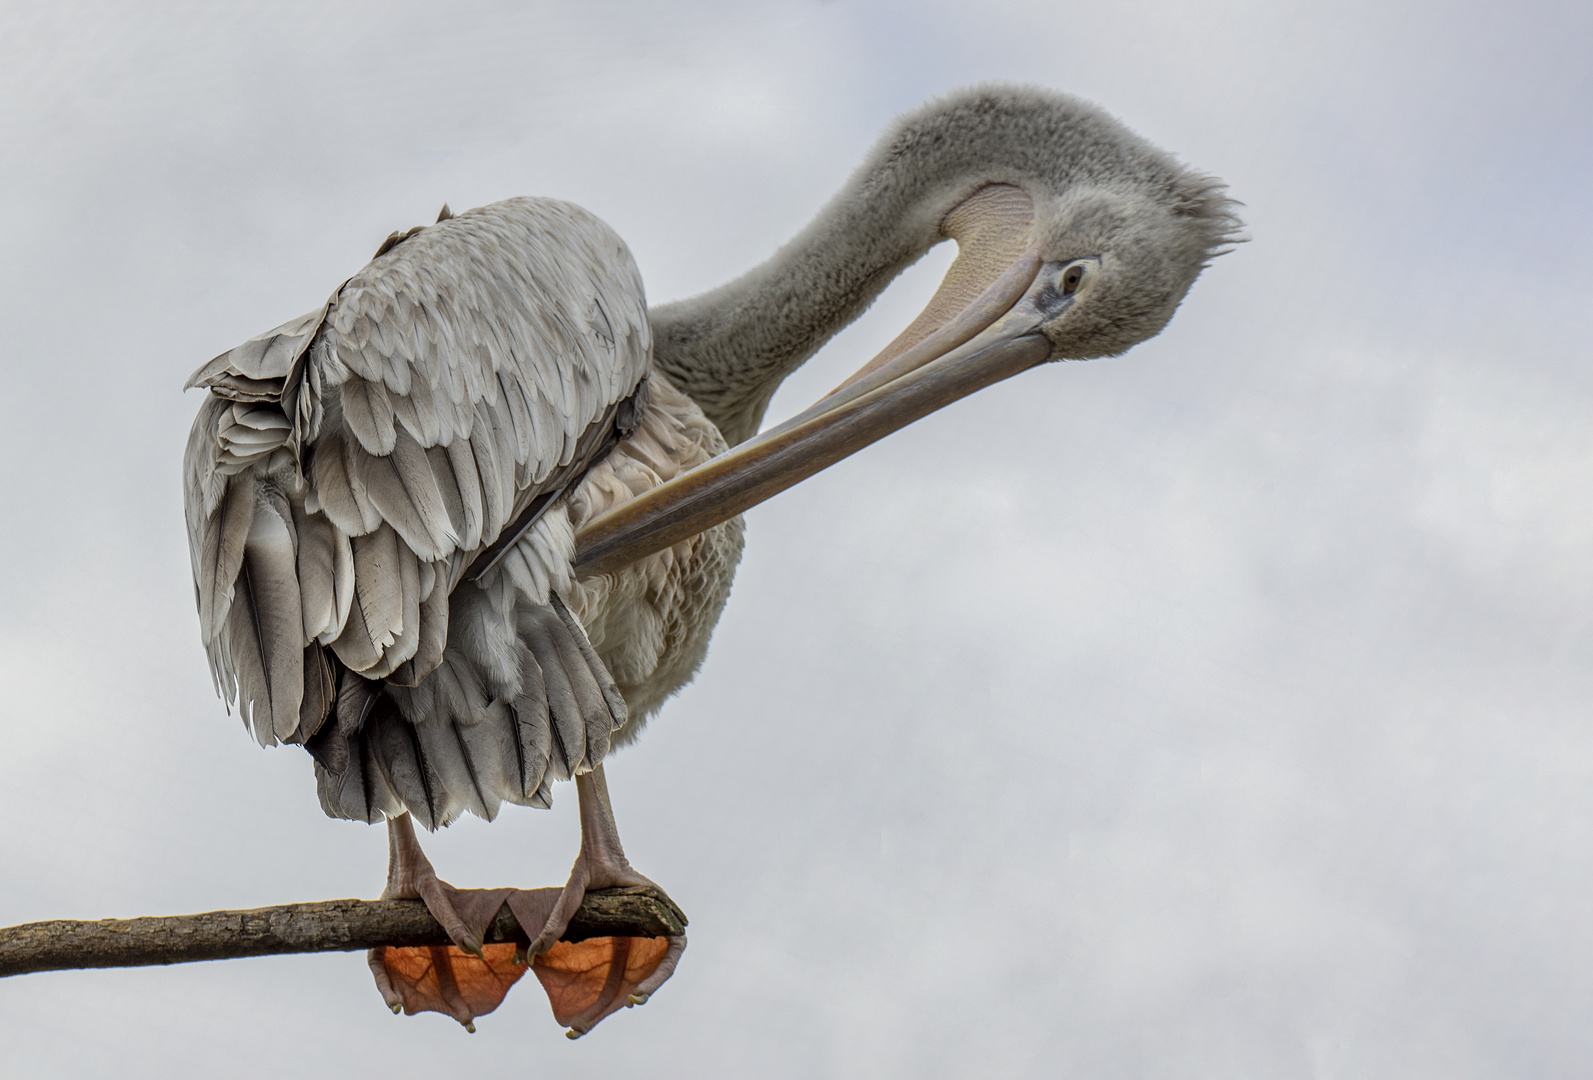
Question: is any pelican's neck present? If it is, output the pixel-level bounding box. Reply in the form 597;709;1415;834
649;161;961;446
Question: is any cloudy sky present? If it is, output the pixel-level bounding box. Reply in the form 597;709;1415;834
2;1;1591;1076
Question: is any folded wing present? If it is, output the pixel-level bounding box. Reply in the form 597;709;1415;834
182;198;651;777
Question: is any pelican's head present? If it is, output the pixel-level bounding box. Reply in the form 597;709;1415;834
1030;176;1239;360
796;87;1240;423
841;86;1242;379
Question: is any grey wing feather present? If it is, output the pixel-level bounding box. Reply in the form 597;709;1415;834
184;197;650;759
184;304;330;394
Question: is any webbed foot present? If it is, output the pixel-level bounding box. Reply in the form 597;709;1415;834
515;765;686;1038
367;813;526;1030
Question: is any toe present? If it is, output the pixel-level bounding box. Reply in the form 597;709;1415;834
367;947;406;1013
505;884;575;958
627;934;686;1002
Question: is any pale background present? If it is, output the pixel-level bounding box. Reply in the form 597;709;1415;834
2;2;1590;1077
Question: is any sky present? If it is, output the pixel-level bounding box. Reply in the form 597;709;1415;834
1;1;1591;1076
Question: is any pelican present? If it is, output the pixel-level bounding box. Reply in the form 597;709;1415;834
181;85;1239;1036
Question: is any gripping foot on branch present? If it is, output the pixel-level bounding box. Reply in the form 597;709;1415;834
524;764;687;1038
367;766;686;1036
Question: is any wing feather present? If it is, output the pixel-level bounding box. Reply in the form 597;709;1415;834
231;489;305;743
326;526;356;644
293;503;339;642
425;444;470;550
472;403;514;535
184;304;328;391
331;524;402;672
362;538;422;681
341;338;385;387
340;430;386;533
353;429;453;561
341;375;397;455
391;372;441;446
185;196;652;775
308;429;367;538
197;476;255;643
496;368;534;465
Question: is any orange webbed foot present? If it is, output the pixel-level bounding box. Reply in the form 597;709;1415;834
506;887;688;1038
369;884;526;1030
370;940;526;1031
532;934;687;1038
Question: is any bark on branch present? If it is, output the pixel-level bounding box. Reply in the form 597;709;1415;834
0;886;686;978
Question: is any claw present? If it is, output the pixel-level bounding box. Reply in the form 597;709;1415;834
629;993;648;1006
464;1022;476;1034
566;1028;583;1040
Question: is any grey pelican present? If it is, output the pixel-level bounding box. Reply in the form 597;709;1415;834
181;85;1239;1036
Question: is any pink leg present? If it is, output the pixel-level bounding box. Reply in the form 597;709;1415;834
379;813;486;952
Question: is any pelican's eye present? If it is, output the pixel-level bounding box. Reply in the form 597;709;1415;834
1058;264;1086;295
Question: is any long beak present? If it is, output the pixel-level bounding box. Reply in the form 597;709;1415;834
571;252;1060;578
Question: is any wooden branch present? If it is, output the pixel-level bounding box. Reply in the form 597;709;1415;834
0;886;686;978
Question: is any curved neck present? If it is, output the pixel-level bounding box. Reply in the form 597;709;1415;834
645;86;1216;445
646;87;1240;447
649;173;961;446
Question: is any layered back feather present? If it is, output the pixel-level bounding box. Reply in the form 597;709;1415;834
183;197;651;828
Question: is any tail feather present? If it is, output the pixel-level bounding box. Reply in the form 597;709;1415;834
367;695;443;828
520;603;612;779
452;703;523;816
291;643;336;745
551;592;628;744
510;642;555;799
412;715;494;824
312;592;622;828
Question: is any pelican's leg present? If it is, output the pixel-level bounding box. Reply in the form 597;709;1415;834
367;813;529;1031
519;763;688;1038
378;813;484;952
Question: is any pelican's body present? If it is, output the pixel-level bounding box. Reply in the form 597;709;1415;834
182;86;1240;1034
186;200;740;826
